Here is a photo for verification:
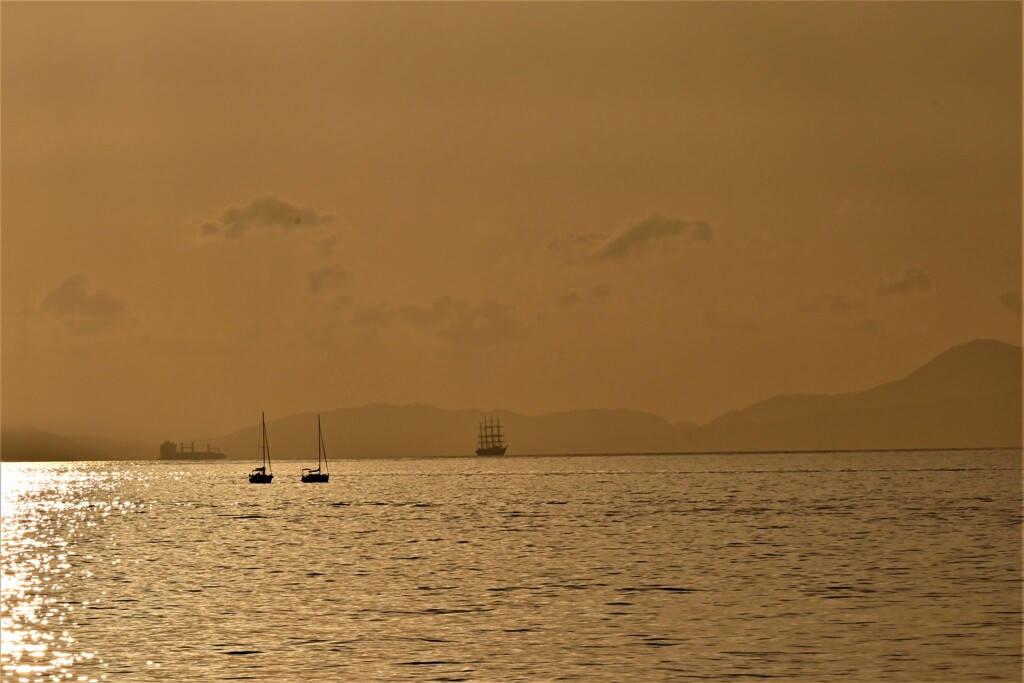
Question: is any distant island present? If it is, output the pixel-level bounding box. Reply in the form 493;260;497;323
2;339;1020;462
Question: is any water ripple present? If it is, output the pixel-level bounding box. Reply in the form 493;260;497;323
2;451;1021;682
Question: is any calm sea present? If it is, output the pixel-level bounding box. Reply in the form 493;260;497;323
1;451;1021;682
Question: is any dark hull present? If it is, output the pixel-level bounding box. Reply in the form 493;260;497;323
159;453;226;461
475;446;508;456
249;472;273;484
299;471;327;485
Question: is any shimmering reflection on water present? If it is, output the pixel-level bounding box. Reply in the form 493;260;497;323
1;451;1020;682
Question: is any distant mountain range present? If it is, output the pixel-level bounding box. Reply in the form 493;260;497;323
2;339;1020;461
680;338;1021;452
0;428;147;462
208;404;699;461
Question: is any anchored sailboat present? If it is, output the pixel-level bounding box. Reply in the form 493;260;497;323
475;415;508;456
301;414;330;483
248;412;273;484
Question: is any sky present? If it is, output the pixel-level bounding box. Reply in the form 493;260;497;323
2;2;1021;443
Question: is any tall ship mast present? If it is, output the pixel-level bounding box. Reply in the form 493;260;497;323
475;415;508;456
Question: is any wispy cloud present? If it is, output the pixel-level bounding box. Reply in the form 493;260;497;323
849;319;882;334
877;268;931;296
558;284;612;309
438;300;522;347
395;296;454;327
353;296;522;347
40;275;133;334
798;294;861;314
548;214;711;264
199;196;334;239
547;232;608;259
999;290;1022;318
703;308;759;332
308;265;351;293
313;235;339;257
595;214;711;260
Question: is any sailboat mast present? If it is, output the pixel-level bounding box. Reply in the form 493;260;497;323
262;411;272;473
317;414;325;471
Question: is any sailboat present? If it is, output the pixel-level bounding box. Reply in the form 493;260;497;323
248;412;273;484
301;414;330;483
475;415;508;456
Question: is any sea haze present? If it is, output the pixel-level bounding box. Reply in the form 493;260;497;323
3;338;1019;463
1;451;1021;682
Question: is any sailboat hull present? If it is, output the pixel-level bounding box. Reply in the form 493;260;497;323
475;446;508;456
249;473;273;484
301;470;329;483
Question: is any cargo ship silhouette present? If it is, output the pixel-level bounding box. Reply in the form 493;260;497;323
159;441;226;460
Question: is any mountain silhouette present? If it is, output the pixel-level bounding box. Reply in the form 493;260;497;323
211;404;698;460
0;428;146;462
212;339;1020;458
2;338;1019;461
687;339;1021;451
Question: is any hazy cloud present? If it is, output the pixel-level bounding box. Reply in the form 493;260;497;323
595;214;711;260
558;291;582;309
999;290;1022;318
40;275;132;334
850;319;882;334
558;284;612;309
199;222;221;237
438;300;522;347
547;232;608;258
313;235;339;257
703;309;759;332
200;196;334;239
353;296;521;347
351;306;391;326
394;296;454;327
548;215;710;265
798;294;861;314
354;296;453;329
308;265;351;293
877;268;931;296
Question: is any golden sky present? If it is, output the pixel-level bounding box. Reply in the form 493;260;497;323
2;2;1021;442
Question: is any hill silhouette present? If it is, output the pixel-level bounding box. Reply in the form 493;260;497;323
211;339;1020;458
2;338;1019;461
0;428;146;462
684;339;1020;451
211;404;698;460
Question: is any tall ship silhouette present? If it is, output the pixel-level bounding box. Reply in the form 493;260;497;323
475;416;508;456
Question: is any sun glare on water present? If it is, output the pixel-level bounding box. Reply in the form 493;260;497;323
1;463;106;683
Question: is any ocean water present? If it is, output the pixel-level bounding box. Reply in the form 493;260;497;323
1;451;1020;682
